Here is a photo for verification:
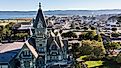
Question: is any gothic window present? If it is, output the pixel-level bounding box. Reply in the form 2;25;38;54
23;50;31;56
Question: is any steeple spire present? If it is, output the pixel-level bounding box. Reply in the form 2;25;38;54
39;2;41;9
33;2;47;28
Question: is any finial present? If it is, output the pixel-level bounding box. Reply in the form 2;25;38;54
39;2;41;8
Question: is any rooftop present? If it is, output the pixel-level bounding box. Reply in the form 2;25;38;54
0;42;24;63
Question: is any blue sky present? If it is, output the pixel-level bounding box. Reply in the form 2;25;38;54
0;0;121;11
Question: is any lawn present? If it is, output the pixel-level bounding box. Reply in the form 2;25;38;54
79;56;121;68
85;61;103;68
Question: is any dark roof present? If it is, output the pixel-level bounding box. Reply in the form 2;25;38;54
33;8;47;28
28;37;36;48
0;42;24;63
47;34;68;51
111;38;121;40
0;49;20;63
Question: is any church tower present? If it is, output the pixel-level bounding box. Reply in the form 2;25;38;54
33;2;47;56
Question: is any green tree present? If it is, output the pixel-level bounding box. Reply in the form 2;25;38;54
92;46;106;58
80;40;106;60
111;42;120;50
72;43;80;58
116;52;121;63
70;22;75;29
105;42;120;51
94;34;102;42
83;27;88;30
61;31;77;38
112;28;117;32
84;31;96;40
111;33;119;37
90;26;96;30
76;27;80;30
80;41;94;55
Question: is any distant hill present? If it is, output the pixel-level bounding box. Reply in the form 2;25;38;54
0;9;121;18
44;9;121;16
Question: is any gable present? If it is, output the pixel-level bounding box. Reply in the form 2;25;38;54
16;41;38;59
16;44;32;59
49;40;60;50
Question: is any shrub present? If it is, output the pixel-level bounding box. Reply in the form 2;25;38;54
116;52;121;63
111;33;119;37
112;28;117;32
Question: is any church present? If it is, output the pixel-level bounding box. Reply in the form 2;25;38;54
0;3;72;68
32;3;70;68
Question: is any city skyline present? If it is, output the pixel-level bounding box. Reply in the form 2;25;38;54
0;0;121;11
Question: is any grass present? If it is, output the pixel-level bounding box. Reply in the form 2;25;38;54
85;61;121;68
80;56;87;59
79;56;121;68
85;61;103;68
79;56;103;67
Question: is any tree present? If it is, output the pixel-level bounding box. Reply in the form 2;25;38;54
80;40;106;60
59;30;63;34
111;33;119;37
80;44;94;55
116;52;121;63
83;27;88;30
92;46;106;59
72;43;80;58
76;27;80;30
84;31;96;40
104;42;111;50
90;26;96;30
111;42;120;50
70;22;75;29
105;42;120;50
79;31;97;41
94;34;102;42
112;28;117;32
79;34;85;40
61;31;77;38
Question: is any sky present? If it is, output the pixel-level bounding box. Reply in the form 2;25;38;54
0;0;121;11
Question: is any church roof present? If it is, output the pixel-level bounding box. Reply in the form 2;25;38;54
33;6;47;28
0;42;24;63
49;40;60;50
47;32;66;51
25;40;38;58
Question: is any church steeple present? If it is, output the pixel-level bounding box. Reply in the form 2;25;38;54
33;2;47;28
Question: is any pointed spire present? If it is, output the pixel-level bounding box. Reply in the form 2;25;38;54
39;2;41;9
33;2;47;28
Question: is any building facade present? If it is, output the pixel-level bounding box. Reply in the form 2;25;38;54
32;3;69;68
